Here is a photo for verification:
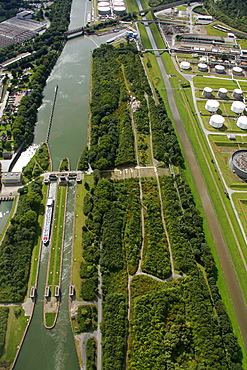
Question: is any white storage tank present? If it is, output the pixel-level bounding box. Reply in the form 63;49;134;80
200;56;207;63
232;88;243;100
232;66;243;75
231;101;246;114
203;87;213;98
113;0;125;4
209;114;225;128
98;5;111;14
180;61;190;70
215;65;225;74
198;63;208;72
218;88;228;99
205;100;220;113
236;116;247;130
113;5;126;14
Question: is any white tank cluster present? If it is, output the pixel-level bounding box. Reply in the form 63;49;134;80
218;88;228;99
231;101;246;114
180;61;190;70
203;87;213;98
236;116;247;130
205;100;219;113
232;88;243;100
98;0;111;15
232;66;243;76
209;114;225;128
198;63;208;72
98;0;126;15
215;65;225;74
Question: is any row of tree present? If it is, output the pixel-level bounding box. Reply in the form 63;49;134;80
142;179;171;279
0;179;43;302
22;143;50;181
0;308;8;358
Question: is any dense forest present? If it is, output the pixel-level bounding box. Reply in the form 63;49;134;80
204;0;247;32
0;179;44;302
79;174;243;369
78;44;183;170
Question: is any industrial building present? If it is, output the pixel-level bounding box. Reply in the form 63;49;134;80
198;63;208;72
180;61;190;70
0;13;46;49
1;172;22;185
203;87;213;98
215;65;225;74
232;89;243;100
180;34;224;45
231;101;245;114
218;88;228;99
209;114;225;128
205;100;219;113
236;116;247;130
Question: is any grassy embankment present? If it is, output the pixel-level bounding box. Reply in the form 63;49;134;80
72;175;94;297
28;184;48;288
140;31;247;368
2;307;27;365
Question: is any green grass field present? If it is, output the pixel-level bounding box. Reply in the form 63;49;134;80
3;307;28;364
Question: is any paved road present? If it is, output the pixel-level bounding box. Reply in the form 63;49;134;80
140;13;247;349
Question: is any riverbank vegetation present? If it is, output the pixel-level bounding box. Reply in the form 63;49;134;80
0;179;44;302
0;308;8;358
22;143;50;182
73;305;98;334
86;338;97;370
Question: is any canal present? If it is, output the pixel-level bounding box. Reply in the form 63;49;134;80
13;0;116;367
14;182;79;370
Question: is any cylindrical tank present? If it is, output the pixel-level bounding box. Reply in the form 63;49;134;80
205;100;219;113
113;0;125;4
231;101;246;114
232;66;243;75
203;87;213;98
180;61;190;70
198;63;208;72
230;150;247;178
200;56;207;62
218;88;228;99
232;88;243;100
215;65;225;74
98;5;111;14
113;5;126;14
236;116;247;130
209;114;225;128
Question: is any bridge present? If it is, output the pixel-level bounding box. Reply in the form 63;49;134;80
64;27;84;39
